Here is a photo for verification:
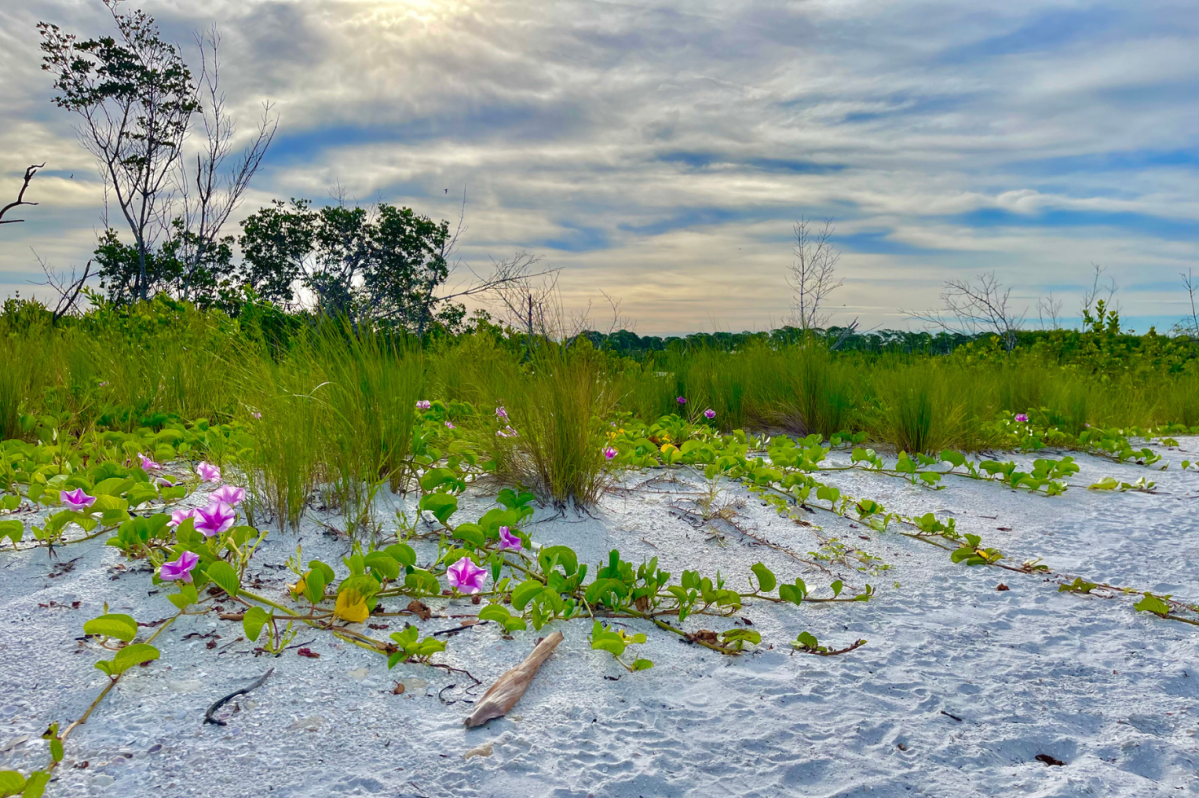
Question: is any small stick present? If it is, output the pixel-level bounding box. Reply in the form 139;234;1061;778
204;668;274;726
464;631;563;728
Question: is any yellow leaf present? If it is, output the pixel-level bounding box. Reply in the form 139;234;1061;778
289;576;306;600
660;443;678;454
334;588;369;624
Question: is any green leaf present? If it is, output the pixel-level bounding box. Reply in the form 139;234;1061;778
419;493;458;526
1134;593;1170;616
794;631;820;650
452;523;485;548
91;477;134;496
0;520;22;543
538;545;578;576
630;658;654;671
48;737;63;763
109;643;160;675
0;771;26;797
591;637;627;657
83;613;138;643
22;771;50;798
479;604;513;624
750;562;776;593
419;467;459;492
308;559;336;584
584;578;628;607
830;579;843;598
404;568;441;595
385;543;416;568
364;551;400;581
243;606;270;642
940;450;965;467
206;561;240;597
303;568;327;605
511;579;545;611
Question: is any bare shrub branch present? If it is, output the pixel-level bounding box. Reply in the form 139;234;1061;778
786;217;843;331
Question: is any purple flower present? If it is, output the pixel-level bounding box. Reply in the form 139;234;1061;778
496;426;518;438
416;400;432;411
168;508;199;528
497;526;523;553
495;406;508;420
677;396;687;405
251;411;262;420
703;408;716;420
139;452;162;471
196;461;221;483
446;557;488;595
211;485;245;506
603;446;618;460
1014;413;1029;423
160;551;200;583
156;477;177;488
194;501;236;538
98;381;108;388
60;488;95;512
445;420;455;430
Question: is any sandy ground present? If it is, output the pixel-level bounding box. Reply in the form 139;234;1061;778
2;438;1198;798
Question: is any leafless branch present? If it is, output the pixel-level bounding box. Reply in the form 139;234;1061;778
1176;269;1199;339
1036;293;1063;330
1080;263;1117;319
786;217;843;331
906;272;1025;350
30;250;92;322
0;164;45;226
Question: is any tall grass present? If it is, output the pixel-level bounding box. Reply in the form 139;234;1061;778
488;343;614;508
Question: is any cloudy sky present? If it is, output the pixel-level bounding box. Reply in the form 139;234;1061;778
2;0;1196;335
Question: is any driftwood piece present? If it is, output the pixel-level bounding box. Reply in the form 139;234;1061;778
464;631;563;728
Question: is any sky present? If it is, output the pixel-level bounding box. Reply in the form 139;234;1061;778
1;0;1196;336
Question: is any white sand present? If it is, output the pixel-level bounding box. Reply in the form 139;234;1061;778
2;439;1198;797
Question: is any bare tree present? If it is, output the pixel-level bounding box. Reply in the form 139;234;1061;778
0;165;44;226
31;251;92;323
907;272;1026;351
1037;293;1063;330
39;2;276;303
1080;263;1118;320
165;28;277;302
786;217;843;331
488;253;559;338
1175;269;1199;339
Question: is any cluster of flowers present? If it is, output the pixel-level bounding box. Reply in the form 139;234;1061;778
160;462;244;584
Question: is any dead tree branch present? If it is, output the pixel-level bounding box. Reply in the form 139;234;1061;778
786;217;843;332
0;165;45;226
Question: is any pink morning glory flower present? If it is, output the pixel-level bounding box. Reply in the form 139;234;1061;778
497;526;523;553
139;453;162;471
677;396;687;405
1015;413;1029;423
703;408;716;420
194;501;236;538
416;400;431;411
168;508;199;528
251;411;262;420
446;557;488;595
445;421;455;430
210;485;246;506
60;488;96;512
196;462;221;483
160;551;200;583
496;426;518;438
603;446;618;460
495;406;508;420
156;477;177;488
